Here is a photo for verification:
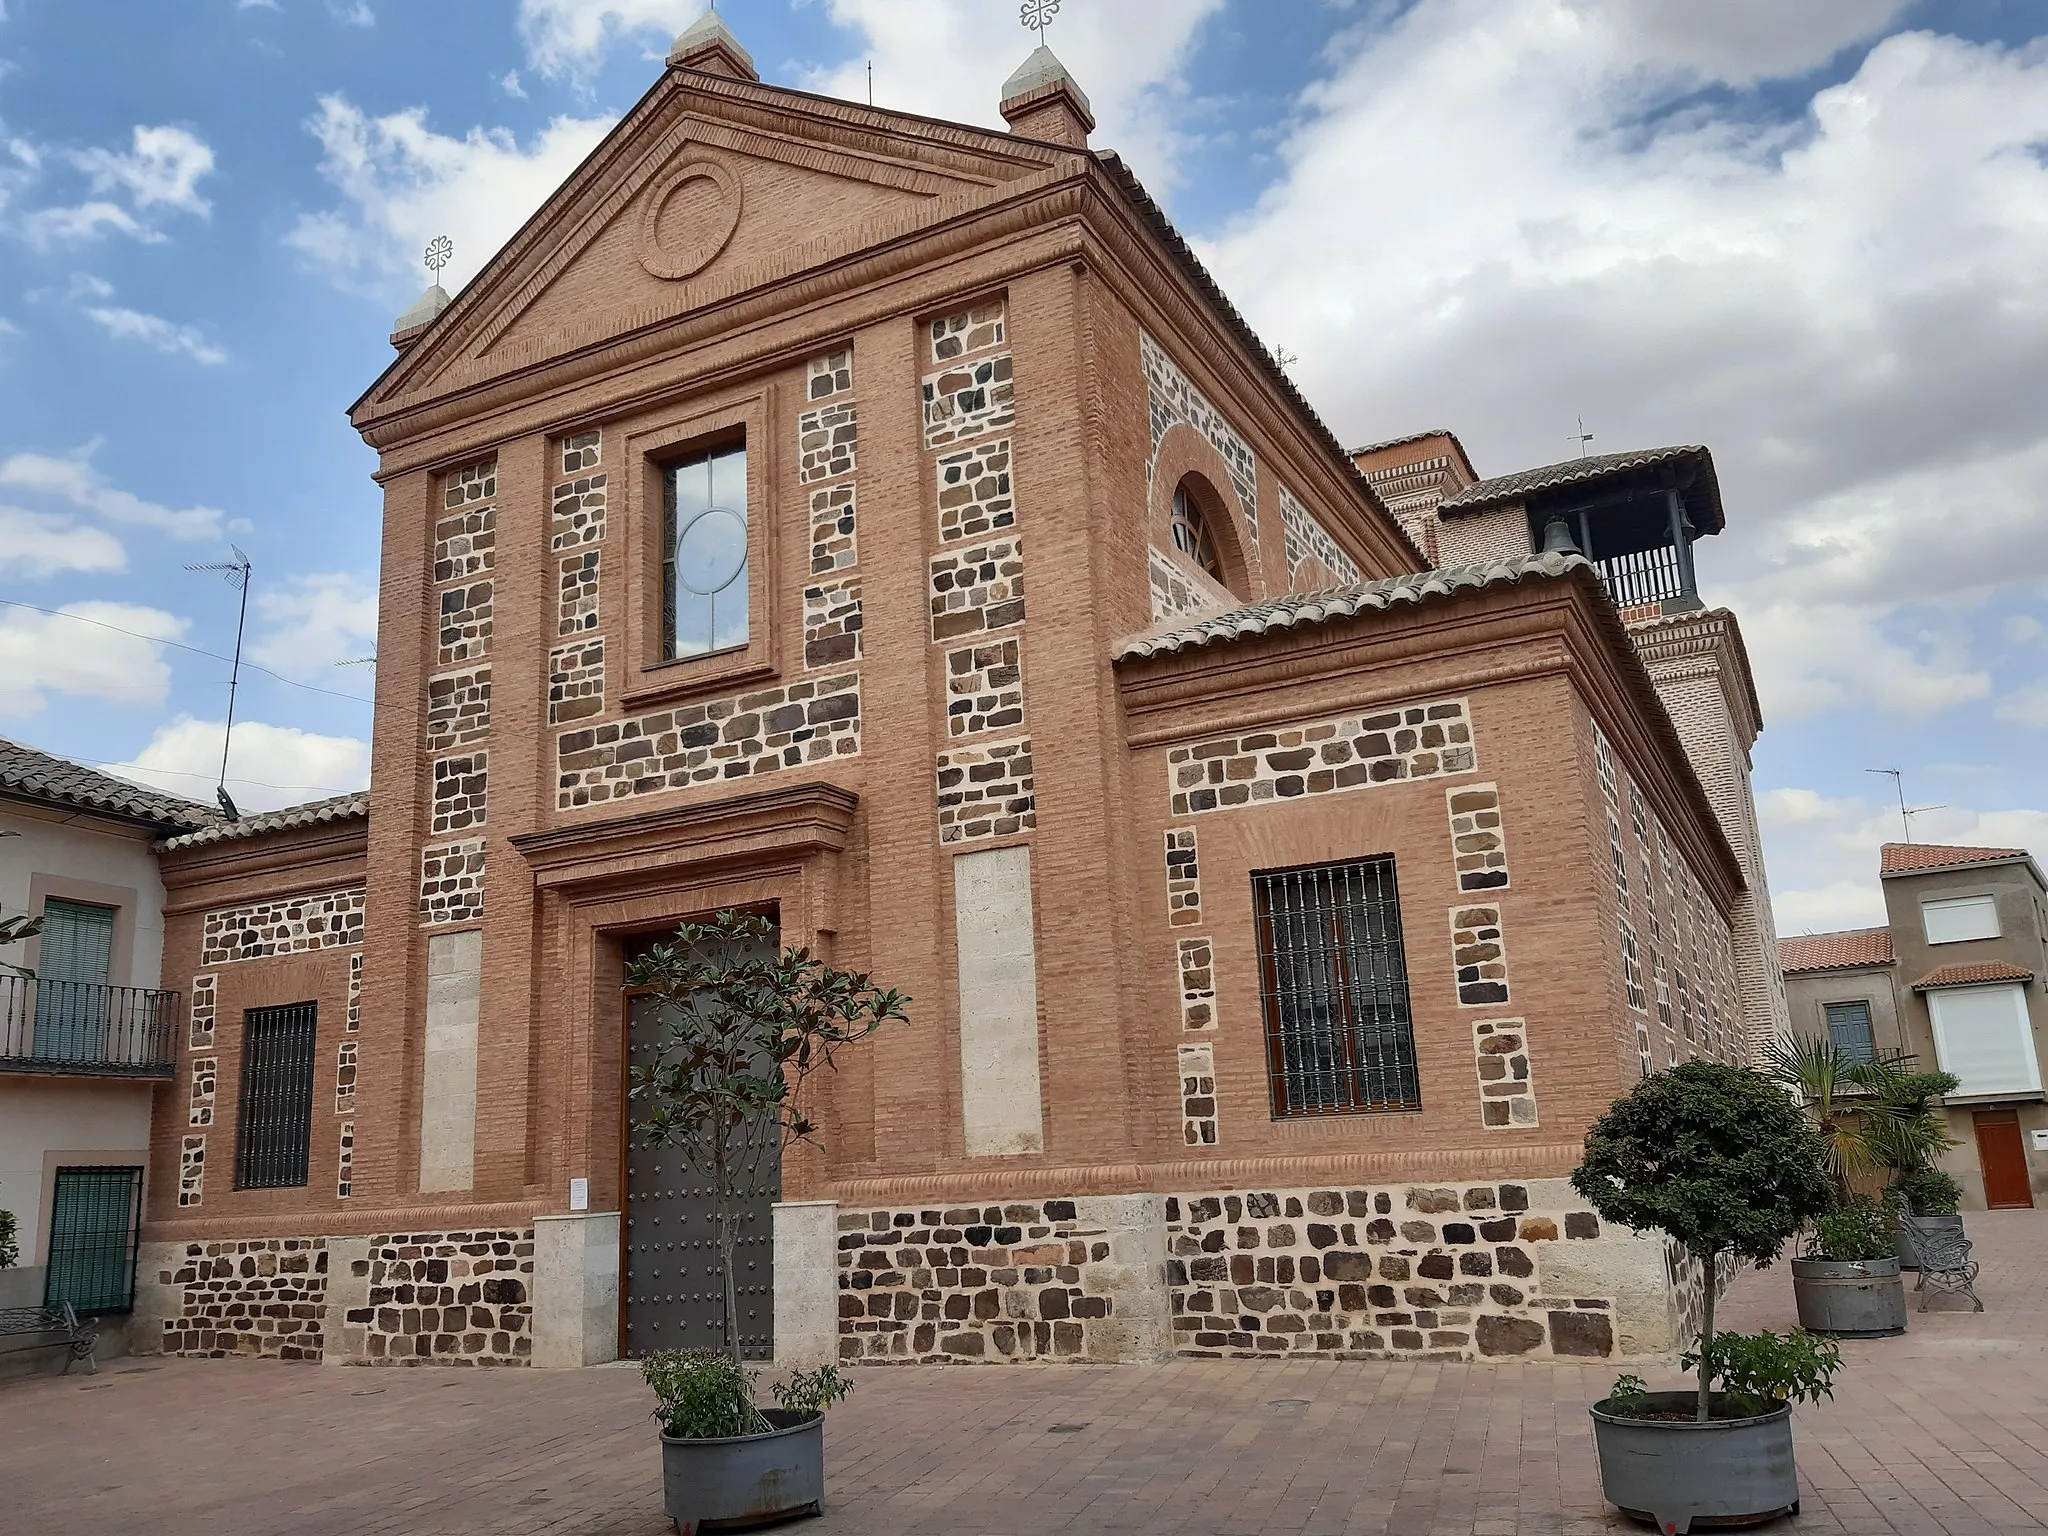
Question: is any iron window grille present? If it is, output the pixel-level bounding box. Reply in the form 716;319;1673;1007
234;1001;318;1190
1253;856;1422;1118
43;1165;144;1315
1824;1001;1877;1066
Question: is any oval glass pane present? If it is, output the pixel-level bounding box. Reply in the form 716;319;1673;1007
675;506;748;595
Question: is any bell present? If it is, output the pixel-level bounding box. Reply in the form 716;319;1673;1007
1540;516;1581;556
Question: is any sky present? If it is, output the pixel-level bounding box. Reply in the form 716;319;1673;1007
0;0;2043;935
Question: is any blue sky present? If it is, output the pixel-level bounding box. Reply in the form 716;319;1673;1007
0;0;2044;932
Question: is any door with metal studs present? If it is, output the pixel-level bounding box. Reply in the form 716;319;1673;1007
622;929;781;1361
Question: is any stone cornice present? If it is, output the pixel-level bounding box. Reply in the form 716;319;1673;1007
510;779;859;892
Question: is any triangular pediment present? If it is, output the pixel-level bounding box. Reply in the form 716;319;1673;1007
363;71;1072;418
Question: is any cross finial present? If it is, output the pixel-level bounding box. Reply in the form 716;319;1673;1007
1020;0;1061;37
1570;416;1594;459
424;234;453;286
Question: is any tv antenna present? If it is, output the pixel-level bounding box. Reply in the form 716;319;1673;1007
1569;417;1594;459
423;234;453;288
184;546;252;822
1274;346;1299;374
1020;0;1061;37
1866;768;1943;844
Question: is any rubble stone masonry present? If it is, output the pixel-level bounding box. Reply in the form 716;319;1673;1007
1168;700;1475;817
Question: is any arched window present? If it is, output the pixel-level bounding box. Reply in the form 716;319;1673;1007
1170;481;1222;579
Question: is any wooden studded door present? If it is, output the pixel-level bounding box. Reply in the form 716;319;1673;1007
1974;1109;2035;1210
622;941;781;1362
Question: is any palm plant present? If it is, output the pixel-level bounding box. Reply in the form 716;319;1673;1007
1764;1034;1871;1200
1766;1036;1958;1202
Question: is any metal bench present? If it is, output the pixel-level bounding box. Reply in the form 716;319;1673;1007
0;1303;99;1374
1912;1227;1984;1313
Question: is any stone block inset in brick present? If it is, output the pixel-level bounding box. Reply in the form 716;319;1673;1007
433;506;496;584
1178;935;1217;1031
154;1238;328;1359
1148;546;1230;623
556;674;861;809
930;538;1025;641
419;840;487;926
1169;699;1475;817
936;736;1034;844
201;888;365;965
1446;783;1510;892
809;484;857;575
1472;1019;1537;1128
929;300;1005;362
335;1039;358;1114
1277;483;1360;589
426;666;492;752
557;551;599;637
1451;905;1510;1005
346;952;362;1033
178;1136;205;1207
443;457;496;511
1179;1042;1219;1146
1166;1182;1614;1362
943;637;1024;739
438;580;493;666
550;473;607;552
337;1120;354;1199
1140;331;1258;542
187;1056;216;1126
1164;827;1202;927
430;750;488;835
836;1196;1121;1363
188;973;216;1048
560;429;600;476
798;401;858;484
936;438;1014;543
807;348;853;399
803;577;862;669
357;1230;535;1364
547;639;604;724
922;354;1014;449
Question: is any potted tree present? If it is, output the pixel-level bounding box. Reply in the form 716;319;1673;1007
625;910;908;1536
1791;1196;1908;1336
1573;1061;1835;1531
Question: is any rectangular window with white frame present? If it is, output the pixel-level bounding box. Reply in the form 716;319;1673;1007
1925;983;2040;1097
1922;894;2000;945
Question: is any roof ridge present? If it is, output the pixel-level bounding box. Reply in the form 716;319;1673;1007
157;789;369;851
0;735;218;829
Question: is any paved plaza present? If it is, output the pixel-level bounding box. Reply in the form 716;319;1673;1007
3;1211;2043;1536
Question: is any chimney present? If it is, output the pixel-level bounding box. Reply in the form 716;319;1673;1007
666;10;759;82
1000;45;1094;148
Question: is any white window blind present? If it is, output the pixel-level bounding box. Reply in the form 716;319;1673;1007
1922;894;2000;945
1927;984;2040;1097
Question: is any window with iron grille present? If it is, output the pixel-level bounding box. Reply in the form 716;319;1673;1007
234;1001;318;1190
1253;857;1421;1118
1824;1000;1876;1065
43;1165;143;1314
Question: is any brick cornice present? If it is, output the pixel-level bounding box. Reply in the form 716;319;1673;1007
142;1198;549;1245
158;822;368;916
1629;606;1763;746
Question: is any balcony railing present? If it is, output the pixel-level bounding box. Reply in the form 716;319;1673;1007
0;976;180;1078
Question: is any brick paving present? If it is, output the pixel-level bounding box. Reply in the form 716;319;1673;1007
3;1211;2043;1536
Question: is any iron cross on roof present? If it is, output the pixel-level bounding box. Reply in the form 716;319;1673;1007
1021;0;1061;36
424;234;453;286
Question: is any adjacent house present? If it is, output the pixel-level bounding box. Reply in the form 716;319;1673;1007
0;739;210;1354
129;18;1787;1372
1781;842;2048;1210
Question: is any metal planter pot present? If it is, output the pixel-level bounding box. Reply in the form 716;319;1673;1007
660;1409;824;1535
1590;1392;1798;1532
1898;1213;1965;1273
1791;1254;1908;1336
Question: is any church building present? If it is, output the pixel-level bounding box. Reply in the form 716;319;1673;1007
132;16;1783;1370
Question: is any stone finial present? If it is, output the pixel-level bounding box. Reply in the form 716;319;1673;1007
666;10;759;81
1000;44;1094;148
392;283;450;345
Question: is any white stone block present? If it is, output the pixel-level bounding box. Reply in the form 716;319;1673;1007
772;1200;840;1370
953;846;1044;1156
531;1211;620;1367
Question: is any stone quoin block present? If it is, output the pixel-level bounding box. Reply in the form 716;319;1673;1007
433;506;496;584
807;348;854;399
803;577;863;669
929;300;1005;363
1179;1042;1219;1146
418;840;487;927
426;667;492;751
546;639;605;724
935;736;1034;845
808;483;857;575
929;539;1026;641
1471;1018;1538;1128
1445;782;1511;892
935;438;1015;543
549;473;607;552
187;973;216;1048
922;354;1015;449
797;400;859;484
1177;935;1218;1031
187;1056;217;1127
1164;827;1203;927
1450;905;1511;1006
943;636;1025;739
556;551;599;638
559;429;601;476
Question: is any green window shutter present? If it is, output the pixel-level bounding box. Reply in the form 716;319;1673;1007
39;900;115;985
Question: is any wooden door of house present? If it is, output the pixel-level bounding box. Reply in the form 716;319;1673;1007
1973;1109;2035;1209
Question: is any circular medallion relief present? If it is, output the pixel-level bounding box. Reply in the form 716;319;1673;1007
637;159;743;281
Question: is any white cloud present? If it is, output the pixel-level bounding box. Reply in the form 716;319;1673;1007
1994;682;2048;729
0;602;185;716
236;0;281;9
2005;615;2045;645
501;70;527;99
327;0;375;26
1194;6;2048;727
0;507;126;579
22;201;145;246
285;94;614;301
1760;786;2048;932
82;303;228;364
250;570;378;675
105;716;370;813
0;447;223;540
72;125;214;214
516;0;697;79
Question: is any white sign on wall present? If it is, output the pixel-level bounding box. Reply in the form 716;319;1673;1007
569;1177;589;1212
